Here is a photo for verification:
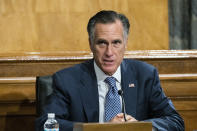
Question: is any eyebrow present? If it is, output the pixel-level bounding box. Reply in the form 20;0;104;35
96;39;108;43
112;39;122;43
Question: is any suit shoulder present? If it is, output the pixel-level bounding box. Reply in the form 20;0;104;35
123;59;157;78
123;59;158;77
55;64;80;75
124;59;155;70
54;60;93;77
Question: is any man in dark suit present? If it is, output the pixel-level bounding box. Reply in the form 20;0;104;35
36;10;184;131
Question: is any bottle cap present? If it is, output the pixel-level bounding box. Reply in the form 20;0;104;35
48;113;55;118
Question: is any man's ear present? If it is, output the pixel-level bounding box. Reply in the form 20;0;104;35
125;43;127;49
124;39;128;50
89;38;93;52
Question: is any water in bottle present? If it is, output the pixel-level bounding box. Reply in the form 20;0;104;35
44;113;59;131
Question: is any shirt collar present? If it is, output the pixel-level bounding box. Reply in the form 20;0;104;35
94;61;121;83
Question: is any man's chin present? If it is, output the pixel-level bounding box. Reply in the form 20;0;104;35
102;67;116;76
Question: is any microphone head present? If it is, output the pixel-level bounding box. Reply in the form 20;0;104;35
118;90;123;95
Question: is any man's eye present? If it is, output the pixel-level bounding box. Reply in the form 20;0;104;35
97;40;107;45
113;40;121;44
112;40;122;47
98;42;105;45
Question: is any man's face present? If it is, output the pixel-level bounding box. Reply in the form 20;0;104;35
90;20;127;76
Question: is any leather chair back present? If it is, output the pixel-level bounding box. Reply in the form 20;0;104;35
36;75;53;116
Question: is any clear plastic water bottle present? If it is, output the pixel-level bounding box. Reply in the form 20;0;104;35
44;113;59;131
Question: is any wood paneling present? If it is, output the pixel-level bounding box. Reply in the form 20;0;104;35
0;0;168;53
0;50;197;131
0;115;35;131
179;111;197;131
160;74;197;96
0;77;35;103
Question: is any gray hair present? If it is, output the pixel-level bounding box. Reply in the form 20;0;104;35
87;10;130;44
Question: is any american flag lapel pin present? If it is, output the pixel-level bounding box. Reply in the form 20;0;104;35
129;83;135;88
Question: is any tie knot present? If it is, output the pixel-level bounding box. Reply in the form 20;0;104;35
105;77;116;88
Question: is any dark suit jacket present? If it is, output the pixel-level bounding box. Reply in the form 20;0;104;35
35;59;184;131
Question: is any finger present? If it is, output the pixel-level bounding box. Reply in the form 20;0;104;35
110;115;124;123
127;116;138;122
125;115;132;120
124;115;138;122
116;113;124;118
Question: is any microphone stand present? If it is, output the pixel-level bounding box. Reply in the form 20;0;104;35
118;90;127;122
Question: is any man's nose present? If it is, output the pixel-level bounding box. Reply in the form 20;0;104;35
105;44;113;56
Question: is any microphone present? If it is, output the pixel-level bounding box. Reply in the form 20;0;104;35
118;89;127;122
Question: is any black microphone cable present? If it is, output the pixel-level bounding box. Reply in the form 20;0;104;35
118;89;127;122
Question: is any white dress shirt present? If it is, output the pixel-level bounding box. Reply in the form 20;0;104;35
94;61;122;123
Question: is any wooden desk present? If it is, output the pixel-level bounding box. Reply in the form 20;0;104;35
73;122;152;131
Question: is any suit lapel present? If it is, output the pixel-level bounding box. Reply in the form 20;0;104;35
78;60;99;122
121;60;137;118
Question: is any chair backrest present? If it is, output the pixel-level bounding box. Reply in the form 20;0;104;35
36;75;53;116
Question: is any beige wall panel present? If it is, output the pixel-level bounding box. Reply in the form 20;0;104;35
0;0;168;53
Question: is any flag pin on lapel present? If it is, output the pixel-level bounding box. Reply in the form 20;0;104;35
129;83;135;88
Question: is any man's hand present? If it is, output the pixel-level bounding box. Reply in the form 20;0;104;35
109;113;138;123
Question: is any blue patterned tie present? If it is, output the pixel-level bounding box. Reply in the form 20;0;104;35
104;77;121;122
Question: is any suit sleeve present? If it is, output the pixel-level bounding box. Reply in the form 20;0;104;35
144;69;184;131
35;73;74;131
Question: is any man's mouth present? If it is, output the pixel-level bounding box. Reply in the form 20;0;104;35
103;59;114;65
